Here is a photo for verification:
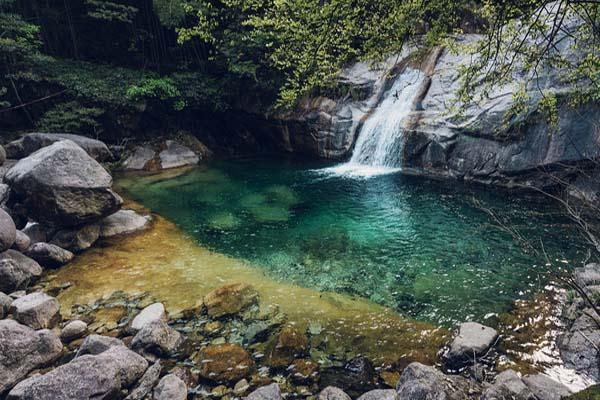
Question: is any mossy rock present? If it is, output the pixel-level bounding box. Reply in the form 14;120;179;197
566;386;600;400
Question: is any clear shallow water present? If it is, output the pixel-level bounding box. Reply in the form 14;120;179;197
118;158;585;326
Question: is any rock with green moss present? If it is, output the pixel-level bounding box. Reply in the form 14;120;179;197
565;386;600;400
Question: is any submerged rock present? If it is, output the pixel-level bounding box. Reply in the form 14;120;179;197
268;325;309;367
197;343;255;383
0;319;63;394
153;374;187;400
10;292;61;330
204;282;259;318
445;322;498;368
396;362;481;400
0;250;42;293
246;383;282;400
0;208;16;252
159;140;199;169
50;224;100;252
7;345;148;400
5;140;122;227
100;209;151;238
24;242;74;268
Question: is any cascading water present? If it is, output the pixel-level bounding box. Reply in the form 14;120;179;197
325;68;425;177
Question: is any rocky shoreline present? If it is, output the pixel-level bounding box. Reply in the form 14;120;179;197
0;133;598;399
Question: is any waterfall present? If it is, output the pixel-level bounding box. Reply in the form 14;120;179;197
325;68;425;177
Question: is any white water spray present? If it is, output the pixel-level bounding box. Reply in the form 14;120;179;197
324;68;425;178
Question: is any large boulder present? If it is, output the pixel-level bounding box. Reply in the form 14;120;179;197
0;250;43;293
10;292;61;330
7;345;148;400
522;374;572;400
197;343;255;383
159;140;199;169
131;320;184;358
24;242;74;268
396;362;481;400
131;303;167;332
4;140;122;228
0;320;63;394
0;208;16;252
153;374;187;400
203;283;259;318
122;146;156;171
444;322;498;368
481;370;536;400
50;224;100;252
7;133;113;162
100;210;151;238
558;311;600;381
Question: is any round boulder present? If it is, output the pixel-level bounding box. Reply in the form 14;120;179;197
0;208;16;252
0;250;43;293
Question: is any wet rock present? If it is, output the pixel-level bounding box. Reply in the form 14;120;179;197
318;386;351;400
0;291;11;318
522;374;572;400
153;374;187;400
76;334;124;356
10;292;60;329
244;317;284;344
575;263;600;287
558;311;600;381
0;208;16;252
60;320;88;343
0;319;63;394
100;209;151;238
481;370;536;400
50;224;100;252
357;389;398;400
159;140;199;169
4;140;122;228
7;345;148;400
9;133;114;162
21;223;48;244
204;282;259;318
246;383;282;400
123;146;156;171
131;302;167;331
445;322;498;368
396;362;481;400
12;231;30;252
24;242;74;268
126;361;162;400
197;343;255;383
0;250;42;293
268;326;309;367
289;359;319;384
131;320;184;358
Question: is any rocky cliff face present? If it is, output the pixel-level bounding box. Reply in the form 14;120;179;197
274;21;600;189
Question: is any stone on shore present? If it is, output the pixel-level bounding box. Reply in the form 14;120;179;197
76;334;124;357
100;209;151;238
357;389;398;400
7;345;148;400
10;292;61;329
197;343;255;383
131;302;167;331
318;386;351;400
522;374;572;400
60;320;88;343
12;231;30;252
0;250;42;293
50;224;100;252
7;133;113;162
396;362;481;400
153;374;187;400
159;140;199;169
125;360;162;400
0;208;16;252
122;145;156;170
204;282;259;318
0;319;63;394
131;320;184;358
445;322;498;368
246;383;282;400
24;242;74;268
4;140;122;227
481;370;536;400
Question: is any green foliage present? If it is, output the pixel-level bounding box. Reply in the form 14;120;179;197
126;77;186;110
564;385;600;400
153;0;187;28
36;101;105;136
85;0;139;23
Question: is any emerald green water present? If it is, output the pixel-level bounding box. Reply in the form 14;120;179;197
119;158;585;326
